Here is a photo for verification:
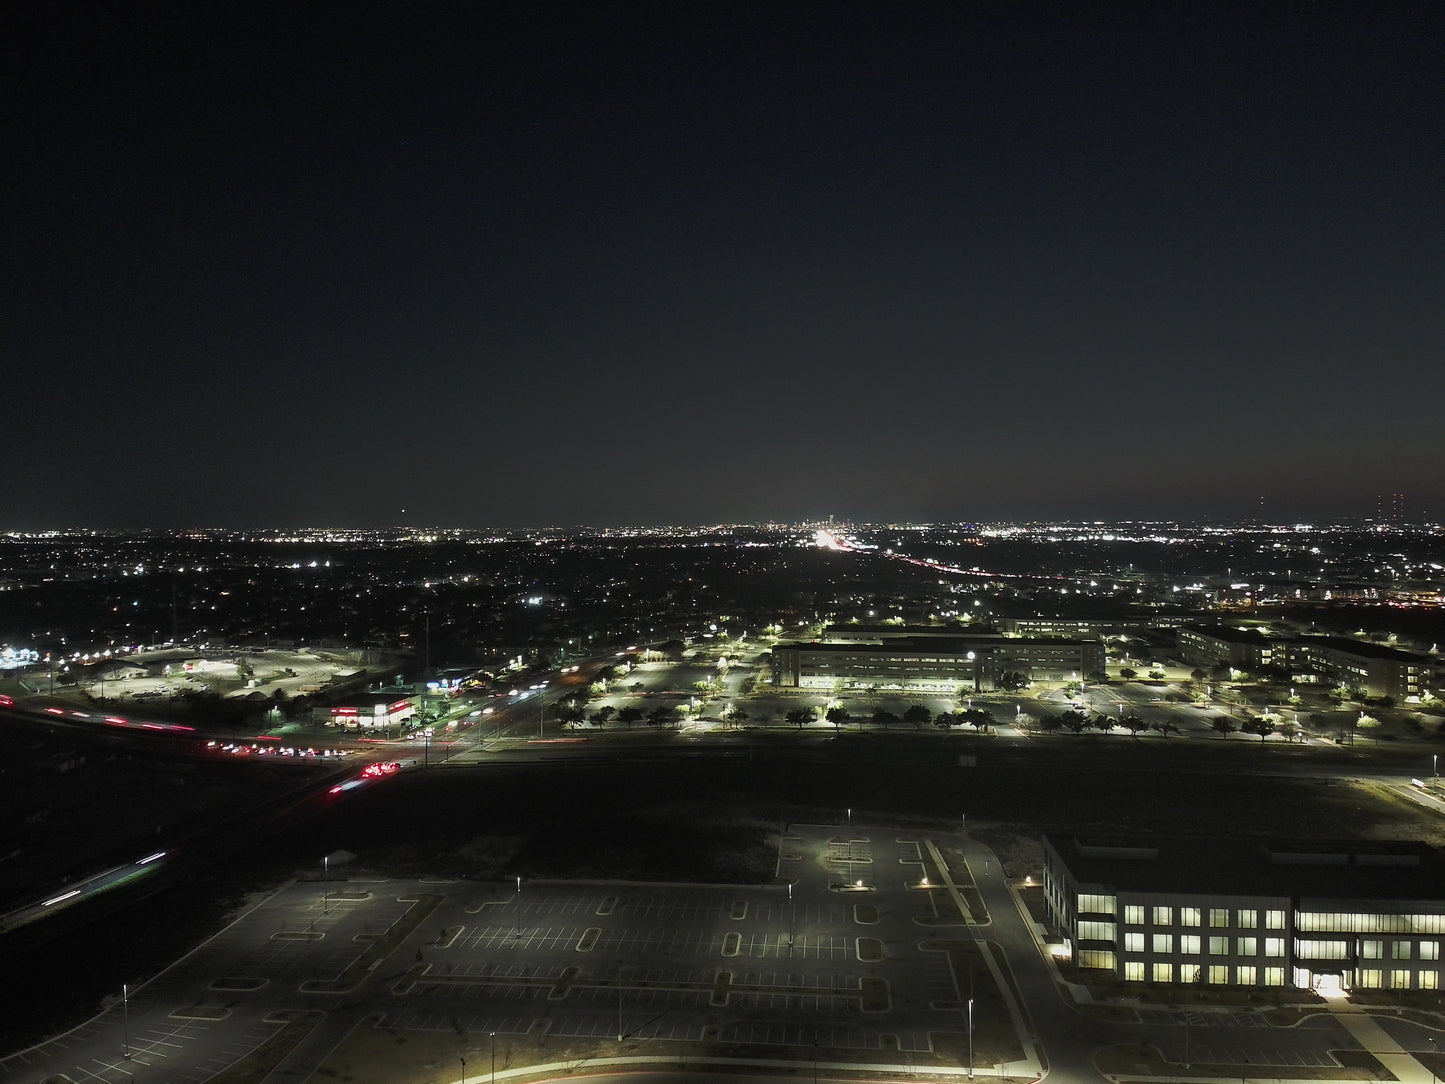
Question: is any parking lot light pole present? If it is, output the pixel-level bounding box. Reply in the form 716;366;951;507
788;882;794;948
460;1054;466;1084
122;982;130;1059
491;1030;496;1084
513;876;521;935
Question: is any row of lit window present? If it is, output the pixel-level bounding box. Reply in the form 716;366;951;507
1079;898;1287;930
1105;932;1287;957
1297;912;1445;934
1296;939;1440;960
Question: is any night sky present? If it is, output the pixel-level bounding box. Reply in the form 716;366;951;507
5;2;1443;529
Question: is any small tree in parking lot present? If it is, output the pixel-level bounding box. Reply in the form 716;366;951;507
902;704;932;731
1211;716;1235;738
1242;715;1275;742
788;707;815;729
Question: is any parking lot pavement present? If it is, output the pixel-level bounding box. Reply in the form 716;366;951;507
4;827;1022;1080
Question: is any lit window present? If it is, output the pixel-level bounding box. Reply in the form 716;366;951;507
1180;907;1201;927
1153;934;1174;953
1237;965;1256;985
1153;905;1173;925
1124;933;1144;953
1124;961;1144;981
1209;937;1229;956
1237;937;1257;956
1124;905;1144;925
1265;938;1285;958
1209;909;1228;928
1181;935;1201;955
1238;910;1257;929
1265;910;1286;930
1153;962;1174;982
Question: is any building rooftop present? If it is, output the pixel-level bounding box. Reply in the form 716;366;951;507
1047;833;1445;903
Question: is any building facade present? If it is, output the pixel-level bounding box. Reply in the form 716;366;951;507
1043;834;1445;993
770;635;1105;691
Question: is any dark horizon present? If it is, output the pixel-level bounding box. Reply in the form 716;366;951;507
5;2;1443;530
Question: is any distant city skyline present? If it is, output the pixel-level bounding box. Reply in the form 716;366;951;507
5;2;1442;530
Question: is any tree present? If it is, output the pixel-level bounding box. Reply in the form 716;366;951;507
1276;719;1299;743
997;671;1029;691
1063;680;1083;699
1356;714;1381;742
1190;668;1208;684
617;706;643;730
1121;714;1147;738
902;704;932;731
1090;713;1117;735
1152;719;1179;737
1148;668;1166;680
871;707;900;729
1038;713;1063;734
788;707;815;729
1211;716;1235;738
724;705;749;728
1241;715;1275;742
933;711;957;731
961;707;994;734
591;705;616;728
1118;667;1138;682
646;704;678;728
1060;708;1089;734
824;705;850;730
1087;670;1108;685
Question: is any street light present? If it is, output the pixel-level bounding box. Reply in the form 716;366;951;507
514;875;522;935
967;992;974;1080
322;854;329;914
460;1053;467;1084
490;1030;496;1084
122;982;130;1059
788;882;794;948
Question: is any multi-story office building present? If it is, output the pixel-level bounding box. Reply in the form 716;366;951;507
1176;625;1285;673
1043;834;1445;993
770;635;1104;691
1288;637;1434;701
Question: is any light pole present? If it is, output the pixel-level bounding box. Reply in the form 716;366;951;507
490;1030;496;1084
967;992;974;1080
323;854;329;914
460;1053;466;1084
514;875;521;935
788;881;795;948
122;982;130;1059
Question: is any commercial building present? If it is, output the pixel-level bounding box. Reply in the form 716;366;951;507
1289;637;1435;702
1176;625;1285;673
329;692;415;732
1043;834;1445;993
770;635;1104;691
